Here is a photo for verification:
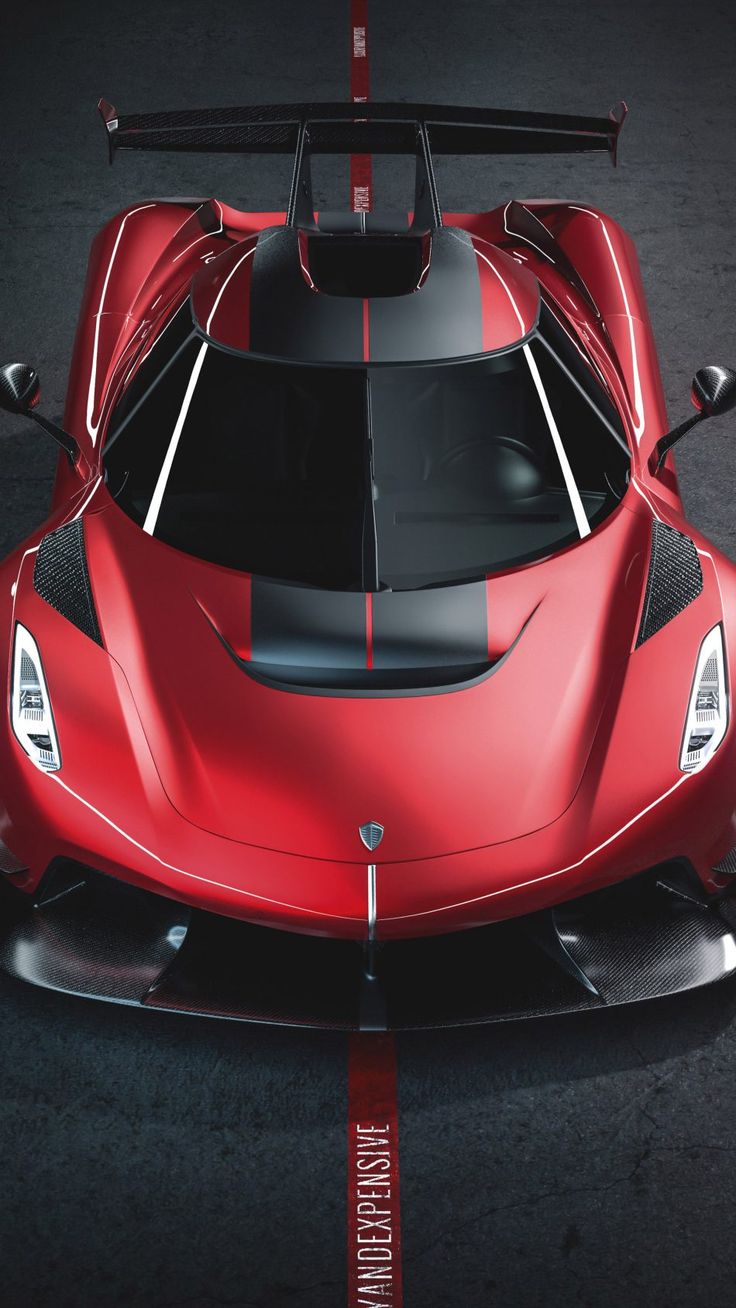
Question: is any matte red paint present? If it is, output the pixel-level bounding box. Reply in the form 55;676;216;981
469;234;539;349
190;234;259;351
4;194;736;944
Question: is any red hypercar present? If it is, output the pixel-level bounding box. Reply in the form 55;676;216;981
1;100;735;1029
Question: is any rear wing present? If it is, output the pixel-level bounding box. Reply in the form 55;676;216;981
98;98;627;228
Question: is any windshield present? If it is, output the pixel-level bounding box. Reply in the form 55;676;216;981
104;302;630;590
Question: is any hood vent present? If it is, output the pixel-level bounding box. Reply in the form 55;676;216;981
33;519;103;647
636;520;702;647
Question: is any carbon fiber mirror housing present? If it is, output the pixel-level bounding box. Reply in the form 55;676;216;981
0;362;40;415
652;365;736;472
0;361;79;463
692;366;736;418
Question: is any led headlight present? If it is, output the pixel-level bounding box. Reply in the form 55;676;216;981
680;624;728;772
11;623;61;771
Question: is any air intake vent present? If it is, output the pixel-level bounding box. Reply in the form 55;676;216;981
636;521;702;647
714;849;736;876
33;519;103;646
306;234;425;297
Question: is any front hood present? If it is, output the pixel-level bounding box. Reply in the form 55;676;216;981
84;497;650;863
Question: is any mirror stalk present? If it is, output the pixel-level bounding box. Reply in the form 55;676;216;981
650;366;736;476
652;411;705;473
0;363;80;465
27;410;80;463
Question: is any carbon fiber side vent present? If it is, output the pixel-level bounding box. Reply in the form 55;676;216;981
33;519;103;647
636;521;702;648
713;849;736;876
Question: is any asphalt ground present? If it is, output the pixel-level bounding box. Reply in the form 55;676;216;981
1;2;736;1305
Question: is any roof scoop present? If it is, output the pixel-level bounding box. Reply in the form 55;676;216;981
303;232;430;297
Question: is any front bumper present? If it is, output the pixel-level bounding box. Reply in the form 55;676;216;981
1;861;735;1029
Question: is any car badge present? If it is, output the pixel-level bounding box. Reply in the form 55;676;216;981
359;821;384;852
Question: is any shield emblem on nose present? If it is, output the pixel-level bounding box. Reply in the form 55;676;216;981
359;821;384;852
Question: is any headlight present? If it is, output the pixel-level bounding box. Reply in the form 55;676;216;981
680;624;728;772
11;623;61;771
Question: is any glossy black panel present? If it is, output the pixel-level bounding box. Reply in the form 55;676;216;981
242;659;493;695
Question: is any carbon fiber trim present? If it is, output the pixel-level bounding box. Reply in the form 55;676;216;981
112;119;615;160
0;870;189;1004
636;520;703;647
714;848;736;875
33;519;103;646
558;878;731;1005
0;864;733;1029
0;838;26;875
105;101;623;160
113;101;619;134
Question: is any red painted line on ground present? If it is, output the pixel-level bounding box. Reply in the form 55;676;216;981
347;12;401;1306
350;0;372;212
365;590;374;668
348;1034;403;1307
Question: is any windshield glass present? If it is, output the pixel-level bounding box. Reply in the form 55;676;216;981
104;302;630;590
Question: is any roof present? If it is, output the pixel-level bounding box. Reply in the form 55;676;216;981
190;218;540;364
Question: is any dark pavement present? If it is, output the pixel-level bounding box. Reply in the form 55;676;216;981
1;2;736;1304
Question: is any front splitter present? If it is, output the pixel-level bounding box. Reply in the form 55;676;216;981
1;861;735;1029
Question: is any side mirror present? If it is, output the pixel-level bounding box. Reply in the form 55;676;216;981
0;362;79;462
0;363;41;415
692;365;736;418
652;366;736;472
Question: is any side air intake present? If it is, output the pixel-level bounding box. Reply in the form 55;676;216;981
714;849;736;876
636;521;702;648
33;519;103;647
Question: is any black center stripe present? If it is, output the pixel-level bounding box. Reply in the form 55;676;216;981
251;579;366;668
371;584;488;668
246;224;484;363
248;576;489;693
368;227;483;362
249;227;364;361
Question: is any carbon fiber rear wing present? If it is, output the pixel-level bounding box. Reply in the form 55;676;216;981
98;97;627;228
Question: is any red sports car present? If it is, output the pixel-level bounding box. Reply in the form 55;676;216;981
1;100;735;1029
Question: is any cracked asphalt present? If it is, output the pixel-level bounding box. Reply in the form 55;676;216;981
1;2;736;1304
